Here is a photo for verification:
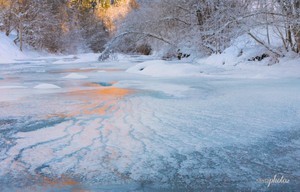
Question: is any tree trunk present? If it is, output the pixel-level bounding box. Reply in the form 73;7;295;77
295;29;300;53
294;0;300;53
19;19;23;52
5;28;10;36
297;32;300;53
287;27;294;51
4;15;11;36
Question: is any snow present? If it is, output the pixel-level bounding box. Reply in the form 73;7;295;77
196;33;300;79
0;33;27;63
125;56;299;80
115;80;192;97
52;53;100;64
34;83;61;89
63;73;88;79
0;32;47;64
124;32;299;80
0;36;300;191
1;55;299;190
126;60;202;77
198;28;290;66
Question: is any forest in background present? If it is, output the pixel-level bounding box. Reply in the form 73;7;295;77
0;0;299;60
0;0;138;53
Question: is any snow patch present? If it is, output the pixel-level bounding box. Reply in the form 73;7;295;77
0;33;27;63
126;60;201;77
63;73;88;79
115;80;192;97
53;53;99;64
34;83;61;89
196;32;300;79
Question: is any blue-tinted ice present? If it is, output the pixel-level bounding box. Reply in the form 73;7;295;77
0;56;299;191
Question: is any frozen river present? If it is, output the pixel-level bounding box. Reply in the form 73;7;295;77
0;55;299;191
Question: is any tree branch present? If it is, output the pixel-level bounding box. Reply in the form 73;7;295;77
98;31;174;61
248;32;283;57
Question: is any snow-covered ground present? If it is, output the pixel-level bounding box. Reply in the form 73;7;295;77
0;32;51;64
0;33;27;63
0;51;299;191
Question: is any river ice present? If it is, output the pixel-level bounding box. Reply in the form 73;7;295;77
0;55;299;191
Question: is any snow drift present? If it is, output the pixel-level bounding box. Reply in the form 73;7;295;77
0;33;26;63
126;60;202;77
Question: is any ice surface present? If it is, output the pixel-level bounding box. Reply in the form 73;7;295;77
0;55;299;191
0;86;27;89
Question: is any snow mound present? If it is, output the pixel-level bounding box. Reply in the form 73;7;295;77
34;83;61;89
198;28;292;67
63;73;88;79
0;33;27;63
126;60;201;77
198;33;266;66
196;31;300;79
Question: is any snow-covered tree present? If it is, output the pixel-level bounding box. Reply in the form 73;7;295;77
1;0;299;56
99;0;299;60
99;0;249;59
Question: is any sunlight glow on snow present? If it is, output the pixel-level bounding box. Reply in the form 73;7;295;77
47;86;134;118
